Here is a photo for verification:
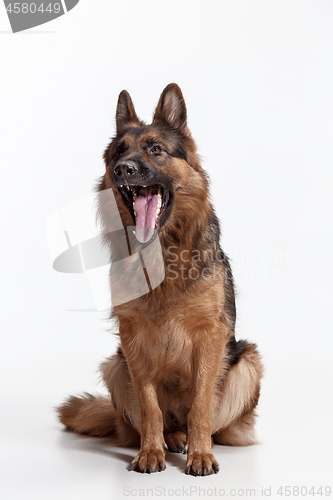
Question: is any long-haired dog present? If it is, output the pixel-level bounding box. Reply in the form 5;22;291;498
57;83;263;476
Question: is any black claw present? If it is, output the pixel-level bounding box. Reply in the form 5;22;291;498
186;466;198;476
202;466;209;476
158;461;166;471
212;463;219;473
130;461;139;472
130;461;145;473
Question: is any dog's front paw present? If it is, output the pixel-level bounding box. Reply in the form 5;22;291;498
185;452;219;476
130;449;166;473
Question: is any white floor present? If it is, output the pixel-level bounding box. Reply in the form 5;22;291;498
1;307;332;500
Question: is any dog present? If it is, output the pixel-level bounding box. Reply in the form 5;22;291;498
57;83;263;476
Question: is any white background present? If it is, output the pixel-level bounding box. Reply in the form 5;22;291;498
1;1;333;499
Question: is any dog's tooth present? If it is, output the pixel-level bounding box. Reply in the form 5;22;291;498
157;192;162;210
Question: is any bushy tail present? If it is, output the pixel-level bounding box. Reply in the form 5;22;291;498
57;393;117;437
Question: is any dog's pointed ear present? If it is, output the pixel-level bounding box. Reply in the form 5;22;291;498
116;90;140;132
153;83;187;131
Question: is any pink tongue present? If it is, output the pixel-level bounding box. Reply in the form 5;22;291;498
134;190;158;244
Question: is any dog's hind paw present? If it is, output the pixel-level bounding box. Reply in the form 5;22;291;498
130;449;166;473
165;430;188;454
185;452;219;476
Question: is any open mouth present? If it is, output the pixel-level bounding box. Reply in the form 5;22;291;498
117;183;171;244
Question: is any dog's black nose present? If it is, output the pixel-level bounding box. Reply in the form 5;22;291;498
114;161;138;180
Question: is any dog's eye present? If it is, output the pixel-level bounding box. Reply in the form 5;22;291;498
151;145;162;153
114;150;122;159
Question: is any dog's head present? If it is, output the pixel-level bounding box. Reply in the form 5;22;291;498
102;84;209;245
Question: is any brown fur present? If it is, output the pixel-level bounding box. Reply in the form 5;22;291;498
57;84;263;476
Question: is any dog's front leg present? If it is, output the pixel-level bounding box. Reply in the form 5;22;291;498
130;380;166;473
186;337;223;476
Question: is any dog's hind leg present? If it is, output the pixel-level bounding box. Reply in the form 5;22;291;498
213;410;258;446
116;414;141;447
100;349;141;443
211;341;263;446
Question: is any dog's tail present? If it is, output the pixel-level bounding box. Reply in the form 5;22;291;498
56;393;117;437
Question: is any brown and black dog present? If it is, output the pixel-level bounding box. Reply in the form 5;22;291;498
57;84;263;476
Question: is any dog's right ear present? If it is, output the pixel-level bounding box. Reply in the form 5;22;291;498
116;90;140;132
153;83;187;132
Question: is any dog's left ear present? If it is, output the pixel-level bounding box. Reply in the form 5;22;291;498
116;90;140;132
153;83;187;131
